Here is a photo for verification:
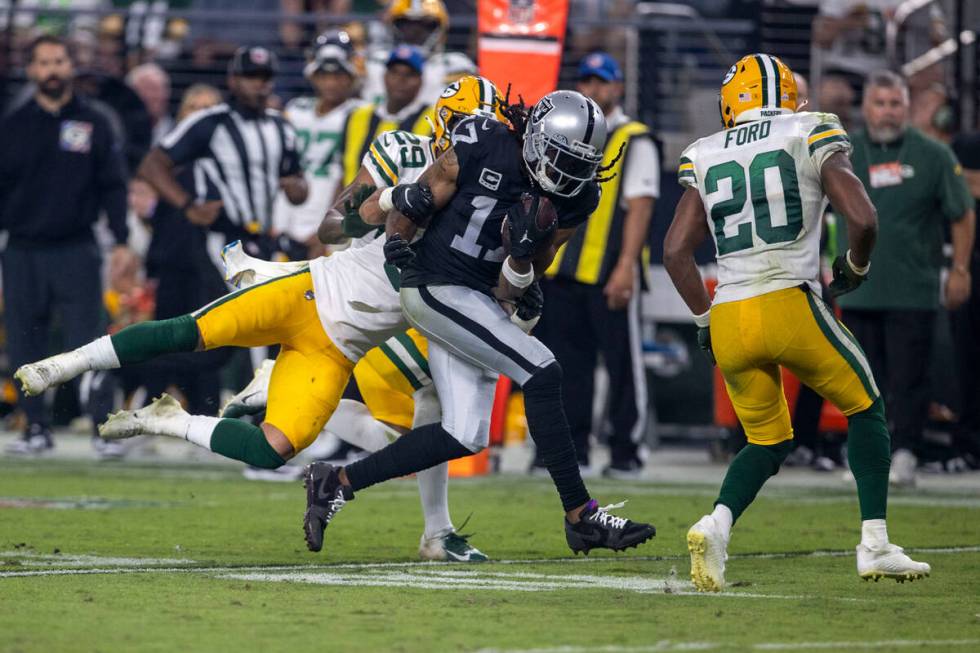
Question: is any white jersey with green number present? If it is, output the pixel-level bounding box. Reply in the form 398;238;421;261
274;97;362;242
678;111;851;305
308;129;435;361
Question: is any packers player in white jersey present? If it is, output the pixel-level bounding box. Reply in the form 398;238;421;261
13;76;505;562
663;54;931;592
272;38;363;247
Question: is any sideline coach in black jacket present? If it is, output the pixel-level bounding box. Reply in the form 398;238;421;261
0;35;129;454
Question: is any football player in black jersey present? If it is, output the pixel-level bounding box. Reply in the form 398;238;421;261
303;90;657;556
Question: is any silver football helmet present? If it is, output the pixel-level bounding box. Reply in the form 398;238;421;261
522;90;607;197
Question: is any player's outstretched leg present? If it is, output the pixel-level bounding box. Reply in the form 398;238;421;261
15;315;200;397
99;393;288;469
688;439;793;591
848;398;931;582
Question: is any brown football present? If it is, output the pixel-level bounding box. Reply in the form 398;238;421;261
535;195;558;232
502;193;559;253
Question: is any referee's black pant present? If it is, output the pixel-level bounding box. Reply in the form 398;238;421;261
535;276;648;468
841;308;935;454
1;239;103;430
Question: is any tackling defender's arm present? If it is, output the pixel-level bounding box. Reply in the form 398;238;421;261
317;167;378;244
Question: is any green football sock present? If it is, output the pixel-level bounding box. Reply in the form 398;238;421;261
715;439;793;522
847;398;890;520
209;419;286;469
110;315;200;365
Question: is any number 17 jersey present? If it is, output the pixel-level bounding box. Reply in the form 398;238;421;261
678;111;851;305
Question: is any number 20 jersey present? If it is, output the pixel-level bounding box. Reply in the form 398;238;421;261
678;112;851;305
401;116;599;296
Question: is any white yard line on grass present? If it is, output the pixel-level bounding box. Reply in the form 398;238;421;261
472;639;980;653
1;545;977;579
216;568;820;599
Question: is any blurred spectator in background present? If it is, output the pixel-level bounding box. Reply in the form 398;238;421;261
274;31;362;255
361;0;475;106
338;44;432;186
126;62;173;144
279;0;354;53
835;71;975;488
534;52;658;478
813;1;946;86
137;45;308;261
817;74;857;129
0;35;130;455
949;128;980;467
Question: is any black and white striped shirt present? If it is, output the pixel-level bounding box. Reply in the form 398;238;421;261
159;100;301;234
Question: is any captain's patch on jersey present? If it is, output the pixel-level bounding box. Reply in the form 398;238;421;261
479;167;502;191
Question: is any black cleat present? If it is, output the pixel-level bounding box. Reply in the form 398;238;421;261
303;462;354;552
565;499;656;555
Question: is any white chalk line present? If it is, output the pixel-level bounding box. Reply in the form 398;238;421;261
1;544;977;579
216;568;826;600
471;640;980;653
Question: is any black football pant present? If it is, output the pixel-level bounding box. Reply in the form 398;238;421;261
536;277;648;467
1;240;103;430
841;308;935;454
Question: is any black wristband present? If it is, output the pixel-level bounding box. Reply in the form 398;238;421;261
180;197;195;212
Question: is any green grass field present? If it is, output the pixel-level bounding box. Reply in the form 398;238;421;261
1;456;978;653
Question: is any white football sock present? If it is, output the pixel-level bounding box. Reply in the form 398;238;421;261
861;519;889;549
326;399;398;452
77;335;121;370
418;462;453;539
411;385;451;538
186;416;222;449
711;503;734;538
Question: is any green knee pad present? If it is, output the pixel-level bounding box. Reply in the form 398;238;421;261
110;315;200;365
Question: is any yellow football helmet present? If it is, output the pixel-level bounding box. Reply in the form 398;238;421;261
719;53;798;128
433;75;508;154
387;0;449;54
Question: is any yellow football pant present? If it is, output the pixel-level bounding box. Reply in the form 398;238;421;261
354;329;430;430
193;270;354;451
711;286;879;446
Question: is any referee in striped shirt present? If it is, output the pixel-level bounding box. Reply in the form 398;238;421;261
138;46;307;244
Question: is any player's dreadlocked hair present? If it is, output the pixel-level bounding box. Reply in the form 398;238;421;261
594;142;624;184
499;83;530;137
501;84;623;186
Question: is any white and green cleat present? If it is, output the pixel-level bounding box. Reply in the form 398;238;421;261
687;514;729;592
15;350;87;397
419;531;489;563
99;394;189;440
857;543;931;583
